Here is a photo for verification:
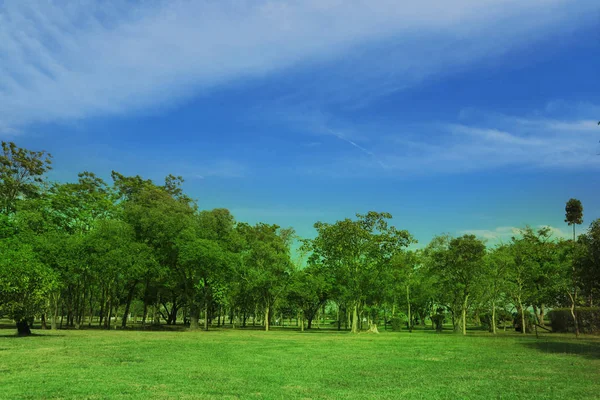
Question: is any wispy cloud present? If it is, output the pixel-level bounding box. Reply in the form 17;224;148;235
1;0;598;132
460;224;578;244
298;103;600;177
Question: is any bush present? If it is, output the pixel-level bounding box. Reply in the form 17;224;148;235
390;317;403;332
513;310;534;333
548;307;600;334
431;308;445;332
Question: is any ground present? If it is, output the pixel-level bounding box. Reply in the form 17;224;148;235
1;327;599;399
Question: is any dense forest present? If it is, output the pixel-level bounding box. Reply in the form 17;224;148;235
0;141;598;337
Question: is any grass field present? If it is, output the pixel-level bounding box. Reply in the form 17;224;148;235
1;327;599;399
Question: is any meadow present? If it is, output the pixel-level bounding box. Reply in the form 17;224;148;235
1;326;599;399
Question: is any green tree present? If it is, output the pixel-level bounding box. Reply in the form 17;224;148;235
0;239;57;335
0;142;52;215
305;212;413;333
446;235;487;335
237;223;294;332
565;198;583;337
177;209;238;330
486;245;512;334
576;219;600;306
388;250;421;332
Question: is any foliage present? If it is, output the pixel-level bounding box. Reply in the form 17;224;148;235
0;240;56;333
513;310;534;333
0;141;52;215
549;307;600;334
565;198;584;228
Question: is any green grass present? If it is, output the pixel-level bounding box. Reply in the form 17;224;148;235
1;327;599;399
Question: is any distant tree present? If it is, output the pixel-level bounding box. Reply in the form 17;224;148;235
0;141;52;215
576;219;600;306
565;198;583;337
306;212;413;333
177;209;238;330
388;250;421;332
237;223;294;331
565;199;583;241
0;239;57;335
446;235;487;335
485;245;512;334
286;264;331;331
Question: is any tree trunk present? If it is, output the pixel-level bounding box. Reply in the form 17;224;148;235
407;285;412;333
51;294;59;330
190;303;199;330
121;282;137;328
519;299;526;335
204;301;209;331
16;319;31;336
539;304;545;327
568;292;579;338
265;303;270;332
491;300;497;335
351;302;359;333
462;295;469;335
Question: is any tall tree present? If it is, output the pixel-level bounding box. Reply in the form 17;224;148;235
237;223;294;332
446;235;487;335
576;219;600;306
305;212;413;333
485;246;512;334
0;239;57;335
565;198;583;337
0;141;52;215
177;209;238;330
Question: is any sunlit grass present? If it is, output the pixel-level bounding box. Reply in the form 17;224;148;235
1;327;599;399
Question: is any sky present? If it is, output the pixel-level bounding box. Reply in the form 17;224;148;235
1;0;599;246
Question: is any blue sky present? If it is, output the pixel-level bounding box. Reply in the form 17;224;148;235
1;0;599;246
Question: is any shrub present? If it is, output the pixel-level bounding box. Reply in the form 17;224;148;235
513;310;534;333
548;307;600;334
431;308;445;332
390;317;403;332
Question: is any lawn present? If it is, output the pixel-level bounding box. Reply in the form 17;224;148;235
1;327;599;399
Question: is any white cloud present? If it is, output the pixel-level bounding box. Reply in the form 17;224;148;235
1;0;598;132
298;103;600;177
460;226;521;242
461;224;581;244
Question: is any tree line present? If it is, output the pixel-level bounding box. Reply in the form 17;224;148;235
0;142;598;336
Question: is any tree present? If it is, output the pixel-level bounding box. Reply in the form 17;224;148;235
565;199;583;240
119;177;195;327
177;209;238;330
576;219;600;306
0;141;52;215
305;212;413;333
237;223;294;332
485;246;512;334
565;198;583;337
0;239;57;335
388;250;421;332
446;235;487;335
286;263;331;331
424;234;487;334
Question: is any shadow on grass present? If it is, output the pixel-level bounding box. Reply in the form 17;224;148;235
0;332;66;339
522;339;600;360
